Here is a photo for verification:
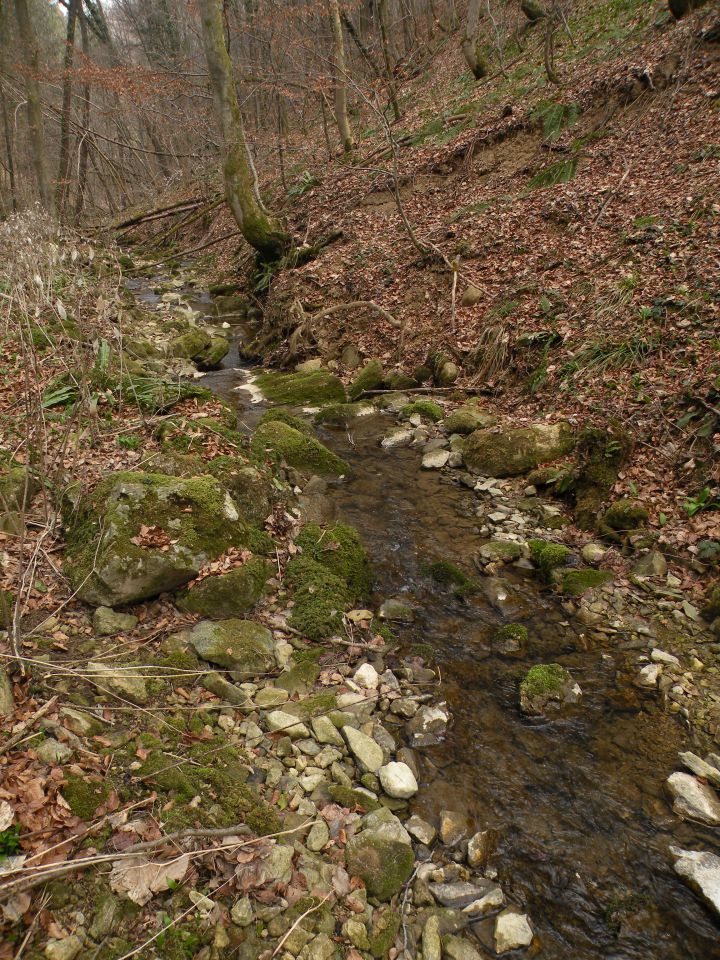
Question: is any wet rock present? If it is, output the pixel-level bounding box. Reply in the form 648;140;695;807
186;619;275;673
442;935;484;960
381;427;414;449
406;815;437;846
467;829;499;868
255;369;346;406
252;421;349;477
494;908;534;953
678;752;720;789
379;598;415;622
344;726;384;772
463;886;505;918
92;607;138;636
670;847;720;919
407;704;450;746
519;663;582;716
665;772;720;825
464;422;574;477
651;648;680;667
422;914;442;960
477;541;523;564
430;880;498;910
379;761;418;799
230;896;254;927
439;809;471;847
480;578;535;619
423;449;450;469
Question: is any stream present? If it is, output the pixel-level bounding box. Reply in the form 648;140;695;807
130;276;720;960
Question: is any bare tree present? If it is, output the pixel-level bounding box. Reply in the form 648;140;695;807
461;0;487;79
329;0;353;154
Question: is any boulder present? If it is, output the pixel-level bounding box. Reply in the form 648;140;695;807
443;405;497;435
251;421;349;476
345;830;414;901
348;360;384;400
519;663;582;716
255;370;346;406
670;847;720;918
184;619;276;673
665;772;720;825
93;607;138;636
176;558;269;617
464;422;574;477
64;472;252;606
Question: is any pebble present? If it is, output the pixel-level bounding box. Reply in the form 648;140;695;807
343;726;384;773
495;909;534;953
310;715;345;747
406;814;436;845
265;711;309;739
439;809;470;846
422;449;450;469
306;819;330;852
651;648;680;667
378;761;418;798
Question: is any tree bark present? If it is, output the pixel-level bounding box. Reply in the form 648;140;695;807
0;2;18;212
197;0;289;260
461;0;487;79
329;0;353;154
377;0;401;121
73;6;91;222
57;0;79;216
14;0;55;213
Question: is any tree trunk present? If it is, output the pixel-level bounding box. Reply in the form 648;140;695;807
0;1;17;212
14;0;54;213
461;0;487;79
329;0;353;154
73;7;91;222
197;0;289;260
57;0;79;216
377;0;401;121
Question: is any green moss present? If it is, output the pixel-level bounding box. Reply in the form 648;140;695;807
258;408;313;435
296;523;371;599
251;421;349;476
493;623;528;644
255;370;346;405
286;555;352;640
276;659;322;694
369;908;401;958
529;539;571;581
292;691;338;719
169;328;212;360
400;400;444;422
63;775;112;819
176;557;270;617
139;752;195;796
345;832;415;901
424;560;475;595
602;499;649;532
314;402;371;426
520;663;568;700
328;785;381;812
245;804;282;837
561;569;613;596
348;360;384;400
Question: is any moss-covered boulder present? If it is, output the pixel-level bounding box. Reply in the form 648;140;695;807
601;499;649;534
560;569;613;596
314;402;373;427
400;400;444;422
528;539;571;581
64;472;252;606
255;370;346;406
0;460;40;532
345;831;414;901
169;328;212;360
424;560;475;595
181;619;275;673
519;663;581;716
464;422;575;477
296;523;371;598
206;460;273;526
285;555;352;640
176;558;270;617
196;336;230;370
476;541;523;564
443;405;497;435
384;369;417;390
349;360;384;400
258;408;313;435
252;421;349;476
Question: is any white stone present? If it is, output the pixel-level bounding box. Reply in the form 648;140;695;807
678;752;720;789
463;886;505;917
670;847;720;918
635;663;662;688
343;726;384;772
665;772;720;825
381;428;414;448
581;543;606;564
494;909;534;954
651;648;680;667
353;663;380;690
265;711;309;739
405;815;436;845
378;761;418;799
422;449;450;469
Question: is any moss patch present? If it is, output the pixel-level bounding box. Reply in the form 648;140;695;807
285;555;352;640
560;569;613;596
314;402;372;426
424;560;475;595
296;522;371;599
255;370;346;405
258;408;314;435
345;832;414;901
400;400;444;422
176;557;270;617
348;360;384;400
251;421;349;476
63;775;112;820
520;663;569;700
529;539;571;581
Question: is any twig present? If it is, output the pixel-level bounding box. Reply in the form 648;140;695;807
272;891;333;957
0;696;58;756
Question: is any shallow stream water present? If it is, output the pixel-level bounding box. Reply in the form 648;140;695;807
133;277;720;960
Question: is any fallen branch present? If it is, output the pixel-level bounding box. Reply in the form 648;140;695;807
126;231;243;273
311;300;403;330
0;696;58;757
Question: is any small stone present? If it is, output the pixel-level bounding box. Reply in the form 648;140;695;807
311;715;345;747
36;738;73;764
381;428;414;449
379;598;415;622
422;449;450;469
467;828;498;868
461;285;482;307
635;663;662;688
421;914;442;960
343;726;384;772
581;543;606;564
678;752;720;789
266;711;310;739
439;809;471;847
442;935;484;960
632;549;667;578
665;772;720;825
651;648;680;667
93;607;138;636
430;880;498;909
230;896;254;927
670;846;720;918
495;909;534;953
406;815;436;845
88;661;148;705
254;686;289;708
44;937;83;960
353;663;380;690
264;844;295;884
378;761;418;799
307;819;330;852
463;886;505;917
343;918;370;951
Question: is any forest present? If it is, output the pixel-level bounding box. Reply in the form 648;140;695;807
0;1;719;958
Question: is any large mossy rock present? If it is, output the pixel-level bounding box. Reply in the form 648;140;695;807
285;555;351;640
169;328;229;369
255;370;346;406
464;422;574;477
64;472;253;606
0;461;40;532
348;360;384;400
252;421;349;476
180;619;276;673
345;829;415;901
296;523;371;598
443;405;497;435
176;558;270;617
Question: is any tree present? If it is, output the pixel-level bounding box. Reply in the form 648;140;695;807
197;0;290;260
14;0;55;213
57;0;79;215
461;0;488;79
377;0;401;122
329;0;353;154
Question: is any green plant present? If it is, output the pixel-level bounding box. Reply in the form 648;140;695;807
0;825;21;858
287;170;321;200
684;487;716;518
117;434;142;451
527;159;578;190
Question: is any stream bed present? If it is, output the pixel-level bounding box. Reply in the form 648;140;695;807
133;276;720;960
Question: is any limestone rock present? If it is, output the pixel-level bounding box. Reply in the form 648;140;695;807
464;422;574;477
670;847;720;918
36;739;73;764
93;607;138;636
422;914;442;960
422;449;450;470
443;406;497;435
353;663;380;690
430;880;498;910
678;752;720;789
379;761;418;799
461;285;482;307
307;819;330;852
344;726;384;772
266;710;310;739
581;543;606;564
494;909;534;953
88;661;148;705
311;715;345;747
406;815;436;846
185;619;275;673
665;772;720;825
442;935;484;960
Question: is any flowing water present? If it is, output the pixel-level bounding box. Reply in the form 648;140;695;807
133;276;720;960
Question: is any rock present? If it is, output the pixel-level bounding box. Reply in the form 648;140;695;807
0;668;14;718
176;559;269;618
581;543;606;564
442;935;484;960
264;843;295;884
344;830;415;901
465;422;574;477
633;550;668;578
311;715;345;747
296;358;324;373
344;918;370;950
44;936;83;960
436;361;459;386
353;663;380;690
36;739;73;764
602;499;648;532
349;360;385;400
443;406;497;435
439;809;471;847
0;462;40;532
422;914;442;960
651;648;680;667
519;663;582;716
300;933;336;960
379;598;415;622
88;661;147;705
64;472;252;606
266;710;310;739
344;726;384;772
665;772;720;825
670;847;720;919
201;673;250;706
423;449;450;470
315;402;373;428
635;663;662;688
307;819;330;852
494;909;534;953
430;880;498;909
379;761;418;799
467;829;498;868
341;343;362;370
254;686;289;708
230;896;254;926
477;541;522;563
252;421;349;477
381;427;414;448
406;704;450;746
678;752;720;789
406;815;436;846
185;619;275;673
463;886;505;918
92;607;138;636
255;369;346;405
461;285;482;307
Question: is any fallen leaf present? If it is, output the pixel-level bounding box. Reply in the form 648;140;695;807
109;853;190;905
